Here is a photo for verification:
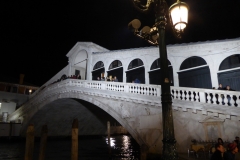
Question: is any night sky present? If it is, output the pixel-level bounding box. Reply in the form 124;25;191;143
1;0;240;86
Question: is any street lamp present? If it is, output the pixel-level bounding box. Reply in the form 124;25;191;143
129;0;189;159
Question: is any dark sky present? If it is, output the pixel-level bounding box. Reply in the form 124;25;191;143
1;0;240;86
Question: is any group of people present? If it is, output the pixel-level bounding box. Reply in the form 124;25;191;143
97;76;118;82
48;74;81;85
95;76;142;83
67;74;81;80
217;84;235;92
211;84;236;106
211;137;240;160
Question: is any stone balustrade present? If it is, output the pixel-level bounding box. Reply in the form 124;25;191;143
29;79;240;108
172;86;240;107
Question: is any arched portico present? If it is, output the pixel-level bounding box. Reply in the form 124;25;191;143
107;60;123;82
126;58;145;83
92;61;105;80
178;56;212;89
218;54;240;91
149;58;174;86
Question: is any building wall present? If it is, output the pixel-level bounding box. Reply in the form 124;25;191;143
86;38;240;90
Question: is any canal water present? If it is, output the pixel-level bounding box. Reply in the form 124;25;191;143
0;135;140;160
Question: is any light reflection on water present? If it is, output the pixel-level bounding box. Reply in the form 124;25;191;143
106;135;140;160
0;135;140;160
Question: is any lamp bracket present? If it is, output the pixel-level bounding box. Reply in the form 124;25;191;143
131;0;155;13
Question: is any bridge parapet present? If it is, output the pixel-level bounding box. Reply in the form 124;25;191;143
172;86;240;107
30;79;240;108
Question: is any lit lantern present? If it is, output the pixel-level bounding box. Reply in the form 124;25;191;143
169;0;189;31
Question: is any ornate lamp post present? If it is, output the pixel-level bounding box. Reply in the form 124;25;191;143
129;0;189;159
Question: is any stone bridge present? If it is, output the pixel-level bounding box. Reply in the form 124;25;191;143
9;79;240;155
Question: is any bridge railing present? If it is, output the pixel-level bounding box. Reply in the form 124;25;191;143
172;86;240;107
30;79;240;107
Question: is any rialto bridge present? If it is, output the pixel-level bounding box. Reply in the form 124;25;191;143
8;38;240;156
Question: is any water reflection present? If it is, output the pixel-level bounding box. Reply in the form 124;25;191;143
0;135;139;160
106;135;139;160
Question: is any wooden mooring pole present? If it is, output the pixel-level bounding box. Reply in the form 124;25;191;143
107;121;111;156
38;125;48;160
71;119;78;160
25;124;34;160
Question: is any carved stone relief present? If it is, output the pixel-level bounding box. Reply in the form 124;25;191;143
199;116;225;141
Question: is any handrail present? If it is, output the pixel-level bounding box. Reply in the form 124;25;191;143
28;79;240;107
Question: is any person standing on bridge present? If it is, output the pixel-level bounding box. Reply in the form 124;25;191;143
113;76;118;82
77;74;81;79
224;142;238;160
211;143;226;160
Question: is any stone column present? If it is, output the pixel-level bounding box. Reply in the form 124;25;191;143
123;68;126;83
145;68;149;84
209;65;219;88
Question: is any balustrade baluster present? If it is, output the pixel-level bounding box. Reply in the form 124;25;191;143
236;95;240;107
196;92;199;102
186;91;189;101
190;91;194;101
177;90;181;100
142;87;145;95
183;90;187;100
129;85;133;93
149;87;152;96
172;89;175;99
218;93;222;105
212;93;216;104
206;93;211;104
136;86;139;94
229;94;233;106
223;94;227;106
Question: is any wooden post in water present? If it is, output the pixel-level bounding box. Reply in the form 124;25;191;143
107;121;111;155
71;119;78;160
38;125;48;160
25;124;34;160
9;122;13;140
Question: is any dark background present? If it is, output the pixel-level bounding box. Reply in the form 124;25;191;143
1;0;240;86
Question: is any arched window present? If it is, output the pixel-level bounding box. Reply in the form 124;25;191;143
150;58;171;70
93;61;104;70
149;58;173;85
128;58;143;70
179;56;211;89
180;56;206;70
109;60;122;70
219;54;240;70
218;54;240;91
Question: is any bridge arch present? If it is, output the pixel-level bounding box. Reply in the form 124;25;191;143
218;54;240;91
178;56;212;89
17;90;146;147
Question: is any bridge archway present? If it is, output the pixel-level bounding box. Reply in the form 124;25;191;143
107;60;123;82
178;56;212;89
218;54;240;91
19;91;146;147
92;61;105;80
149;58;174;86
126;58;145;83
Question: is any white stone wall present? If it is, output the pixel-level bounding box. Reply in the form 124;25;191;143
66;42;109;81
88;38;240;88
